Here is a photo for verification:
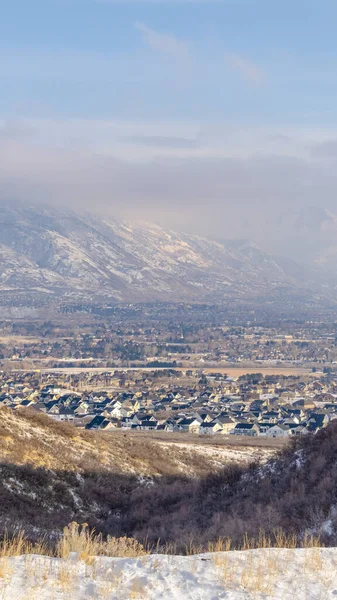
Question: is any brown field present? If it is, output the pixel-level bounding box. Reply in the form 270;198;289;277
200;366;313;377
0;336;41;344
37;365;314;377
118;429;287;449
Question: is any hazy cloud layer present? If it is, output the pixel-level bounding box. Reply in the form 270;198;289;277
1;117;337;261
310;139;337;159
126;135;201;148
2;2;337;266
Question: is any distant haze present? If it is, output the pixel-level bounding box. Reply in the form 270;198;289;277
2;119;337;266
3;1;337;264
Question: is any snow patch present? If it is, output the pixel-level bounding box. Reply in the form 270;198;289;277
2;548;337;599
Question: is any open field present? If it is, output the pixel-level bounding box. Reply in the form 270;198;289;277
0;336;42;344
112;429;287;449
35;365;314;377
103;430;284;468
197;366;314;376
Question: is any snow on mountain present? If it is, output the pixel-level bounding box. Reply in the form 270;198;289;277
0;200;324;306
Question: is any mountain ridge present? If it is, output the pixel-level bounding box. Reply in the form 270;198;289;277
0;200;331;309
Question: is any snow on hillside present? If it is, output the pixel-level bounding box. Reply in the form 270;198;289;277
156;440;274;470
1;548;337;599
0;200;322;305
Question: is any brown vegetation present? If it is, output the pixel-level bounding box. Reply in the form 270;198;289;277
0;408;337;554
0;407;276;476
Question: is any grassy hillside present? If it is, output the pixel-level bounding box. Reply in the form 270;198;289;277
0;408;275;476
4;408;336;552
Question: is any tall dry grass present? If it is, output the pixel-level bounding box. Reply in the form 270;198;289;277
171;528;321;556
0;523;324;561
211;529;325;598
0;524;148;599
56;522;148;561
0;530;48;558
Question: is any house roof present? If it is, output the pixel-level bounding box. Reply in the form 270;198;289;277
85;415;107;429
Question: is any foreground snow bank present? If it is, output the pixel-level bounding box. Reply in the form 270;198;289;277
1;548;337;599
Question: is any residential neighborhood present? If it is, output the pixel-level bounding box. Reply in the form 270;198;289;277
0;365;336;438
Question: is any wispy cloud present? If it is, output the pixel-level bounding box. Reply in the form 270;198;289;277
126;134;200;148
225;52;265;84
135;22;189;58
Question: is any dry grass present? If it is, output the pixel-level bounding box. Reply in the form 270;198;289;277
127;429;286;449
211;529;325;598
0;407;277;477
176;529;321;557
0;531;48;558
57;522;148;562
0;524;146;599
0;524;322;562
129;576;148;599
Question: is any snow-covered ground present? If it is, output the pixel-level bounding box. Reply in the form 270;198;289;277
1;548;337;599
157;440;274;468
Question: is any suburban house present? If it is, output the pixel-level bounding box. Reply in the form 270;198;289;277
85;415;116;430
199;421;222;435
231;423;259;437
265;424;291;438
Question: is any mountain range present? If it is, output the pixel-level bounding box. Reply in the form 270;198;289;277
0;200;334;312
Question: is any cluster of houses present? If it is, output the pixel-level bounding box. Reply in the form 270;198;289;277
0;369;336;437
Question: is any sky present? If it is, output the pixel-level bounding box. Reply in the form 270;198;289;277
3;0;337;252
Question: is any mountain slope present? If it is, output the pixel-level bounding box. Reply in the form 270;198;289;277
0;200;326;308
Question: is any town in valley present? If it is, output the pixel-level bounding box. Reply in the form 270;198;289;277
1;304;337;438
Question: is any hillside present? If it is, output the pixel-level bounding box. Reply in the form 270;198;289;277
2;409;337;554
0;408;274;476
0;200;326;312
0;408;276;541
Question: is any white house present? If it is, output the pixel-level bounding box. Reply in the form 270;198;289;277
265;424;291;438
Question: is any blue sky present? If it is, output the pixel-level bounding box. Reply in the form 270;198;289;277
2;0;337;242
3;0;337;122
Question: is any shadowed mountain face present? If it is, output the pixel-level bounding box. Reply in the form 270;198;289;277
0;200;332;309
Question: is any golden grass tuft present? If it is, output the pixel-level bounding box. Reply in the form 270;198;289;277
57;522;148;562
0;530;48;558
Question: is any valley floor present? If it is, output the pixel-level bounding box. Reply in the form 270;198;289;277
2;548;337;599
